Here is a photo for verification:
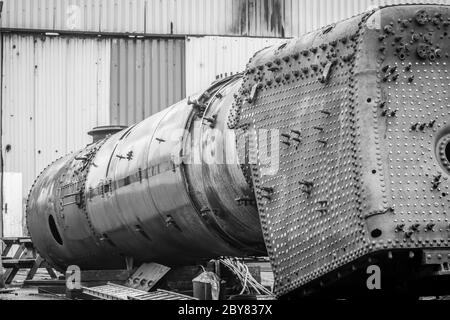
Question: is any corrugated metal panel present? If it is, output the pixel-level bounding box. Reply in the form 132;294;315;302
0;0;286;36
145;0;286;37
185;36;285;96
2;0;450;37
100;0;147;33
0;0;146;33
285;0;450;37
1;34;110;213
2;34;36;209
110;38;185;126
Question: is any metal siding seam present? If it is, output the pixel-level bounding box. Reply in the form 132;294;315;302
119;38;126;124
110;39;119;125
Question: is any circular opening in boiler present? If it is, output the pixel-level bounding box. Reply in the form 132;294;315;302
371;229;382;238
48;215;63;245
445;142;450;164
435;130;450;175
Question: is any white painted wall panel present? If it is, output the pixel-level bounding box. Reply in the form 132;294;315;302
2;172;23;237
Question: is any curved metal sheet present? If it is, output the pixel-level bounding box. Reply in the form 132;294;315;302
79;92;263;267
27;143;123;271
184;78;266;253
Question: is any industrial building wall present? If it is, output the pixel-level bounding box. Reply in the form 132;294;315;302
108;36;286;127
0;0;286;37
143;0;287;36
1;34;111;235
185;36;284;96
1;0;449;37
109;35;285;126
110;37;186;126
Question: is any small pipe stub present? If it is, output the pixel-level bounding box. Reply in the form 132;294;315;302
88;125;128;143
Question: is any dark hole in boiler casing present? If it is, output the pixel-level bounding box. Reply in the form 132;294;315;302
371;229;382;238
446;142;450;164
48;215;63;245
434;130;450;174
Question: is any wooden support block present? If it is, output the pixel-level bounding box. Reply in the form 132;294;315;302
2;259;36;268
23;279;66;287
5;267;19;284
26;255;44;281
41;263;58;279
1;238;33;257
3;243;28;284
1;238;19;245
1;242;13;258
11;244;26;259
46;267;58;279
1;237;53;285
1;237;32;244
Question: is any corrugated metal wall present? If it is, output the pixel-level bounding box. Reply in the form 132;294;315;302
1;34;110;210
185;36;284;96
2;0;449;37
1;35;35;212
110;38;185;126
110;36;284;124
145;0;287;36
0;0;286;36
0;0;147;33
285;0;450;36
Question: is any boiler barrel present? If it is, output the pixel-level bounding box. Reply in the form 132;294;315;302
26;75;265;271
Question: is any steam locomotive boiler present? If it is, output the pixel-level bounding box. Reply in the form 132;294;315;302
27;4;450;298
